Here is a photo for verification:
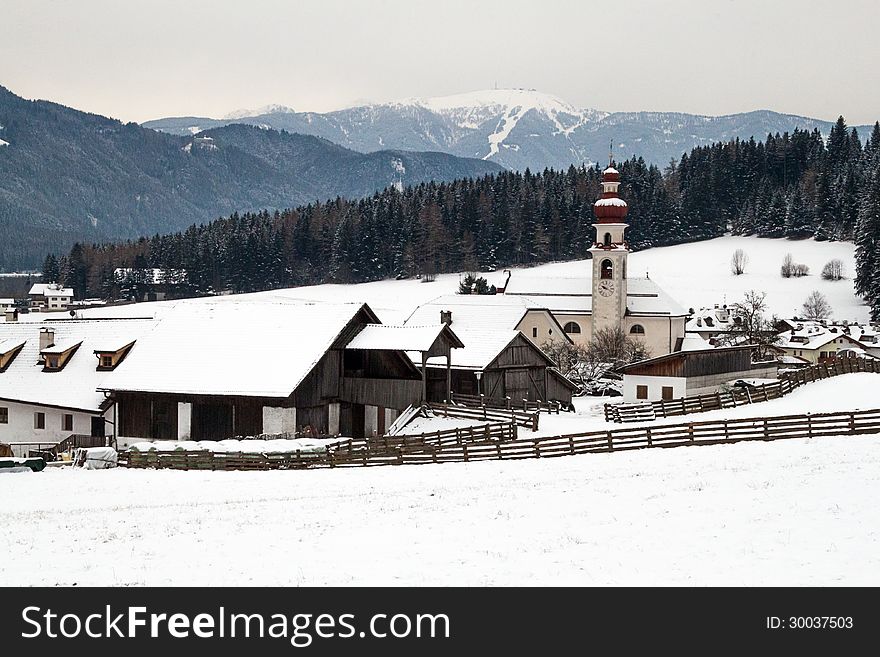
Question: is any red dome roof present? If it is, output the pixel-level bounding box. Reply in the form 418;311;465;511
594;166;628;223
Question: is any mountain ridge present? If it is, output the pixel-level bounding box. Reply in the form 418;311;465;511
144;89;875;171
0;85;502;270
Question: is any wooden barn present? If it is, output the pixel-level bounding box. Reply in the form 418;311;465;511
415;329;576;406
102;301;456;445
617;345;778;402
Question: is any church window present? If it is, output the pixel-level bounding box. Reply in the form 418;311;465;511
563;322;581;334
600;259;613;280
630;324;645;335
603;232;612;247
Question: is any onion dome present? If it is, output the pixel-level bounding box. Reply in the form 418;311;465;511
594;166;628;223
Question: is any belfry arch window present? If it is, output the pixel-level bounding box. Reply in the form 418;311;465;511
563;321;581;334
600;259;613;280
630;324;645;335
603;232;612;247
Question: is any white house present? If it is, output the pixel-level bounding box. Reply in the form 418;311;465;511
0;298;15;313
617;345;778;403
28;283;74;311
0;318;155;454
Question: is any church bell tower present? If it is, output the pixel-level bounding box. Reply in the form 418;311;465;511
589;162;629;336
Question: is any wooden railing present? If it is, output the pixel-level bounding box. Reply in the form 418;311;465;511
449;392;561;414
430;402;539;430
122;408;880;470
121;421;518;471
605;357;880;423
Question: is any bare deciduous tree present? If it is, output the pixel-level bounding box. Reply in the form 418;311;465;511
730;249;748;275
781;253;810;278
541;327;650;392
716;290;778;360
802;290;832;320
821;259;845;281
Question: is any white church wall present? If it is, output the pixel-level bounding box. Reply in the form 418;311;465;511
554;313;592;347
625;316;685;358
516;310;566;348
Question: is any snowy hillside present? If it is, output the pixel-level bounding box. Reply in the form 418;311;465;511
42;236;867;327
143;89;872;171
3;430;878;586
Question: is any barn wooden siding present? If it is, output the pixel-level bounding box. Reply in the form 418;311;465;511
622;347;752;378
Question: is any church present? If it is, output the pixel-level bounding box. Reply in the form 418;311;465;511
503;164;688;358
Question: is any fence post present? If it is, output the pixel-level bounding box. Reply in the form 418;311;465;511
646;427;653;447
463;443;469;462
723;420;730;441
606;430;613;451
850;411;856;434
534;441;540;458
763;418;769;441
715;392;722;410
568;435;575;455
688;423;694;442
807;413;812;439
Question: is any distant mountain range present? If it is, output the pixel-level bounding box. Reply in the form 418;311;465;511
144;89;875;171
0;85;501;270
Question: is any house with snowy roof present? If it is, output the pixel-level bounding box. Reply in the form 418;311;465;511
28;282;74;311
0;298;15;313
101;299;460;445
405;297;577;404
503;165;688;358
0;318;155;452
775;322;877;364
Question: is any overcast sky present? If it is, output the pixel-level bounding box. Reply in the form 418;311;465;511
2;0;878;124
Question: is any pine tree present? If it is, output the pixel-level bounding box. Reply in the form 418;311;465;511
855;155;880;318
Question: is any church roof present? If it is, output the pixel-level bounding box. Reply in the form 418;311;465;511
501;275;687;317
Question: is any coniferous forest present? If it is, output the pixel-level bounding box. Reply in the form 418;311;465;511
49;117;880;317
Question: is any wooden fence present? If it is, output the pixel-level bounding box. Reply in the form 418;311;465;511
605;357;879;423
430;402;539;430
121;421;518;471
121;408;880;471
449;392;561;414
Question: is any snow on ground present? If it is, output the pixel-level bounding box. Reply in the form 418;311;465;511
7;236;865;325
536;235;867;322
544;371;880;434
1;432;878;586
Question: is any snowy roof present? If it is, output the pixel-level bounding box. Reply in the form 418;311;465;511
504;276;589;296
594;197;627;207
775;327;865;351
103;300;374;398
405;294;570;340
29;283;73;297
346;324;463;352
40;339;83;355
409;329;526;371
93;336;137;353
0;299;14;305
603;166;619;174
0;338;25;355
0;319;157;412
502;275;686;316
622;278;687;316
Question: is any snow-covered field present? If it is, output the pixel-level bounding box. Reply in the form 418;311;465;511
14;235;864;326
1;431;878;586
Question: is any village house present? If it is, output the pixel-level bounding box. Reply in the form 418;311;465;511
775;321;879;364
0;318;154;453
28;283;74;311
0;298;15;313
503;165;688;357
617;345;778;403
101;299;458;446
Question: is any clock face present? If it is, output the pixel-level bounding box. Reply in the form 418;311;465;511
598;280;615;297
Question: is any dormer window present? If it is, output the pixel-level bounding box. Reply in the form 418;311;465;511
0;339;25;372
40;340;82;372
94;340;136;371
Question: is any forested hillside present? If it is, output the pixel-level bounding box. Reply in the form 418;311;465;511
0;85;501;270
51;118;880;316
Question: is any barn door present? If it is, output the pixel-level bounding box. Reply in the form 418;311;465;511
504;369;531;405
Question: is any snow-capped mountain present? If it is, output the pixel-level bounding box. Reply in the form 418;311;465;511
223;104;296;120
144;89;870;171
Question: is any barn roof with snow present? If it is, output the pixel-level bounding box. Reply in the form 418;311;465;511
0;318;156;412
103;300;388;398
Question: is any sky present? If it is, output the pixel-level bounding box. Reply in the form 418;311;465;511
2;0;879;125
